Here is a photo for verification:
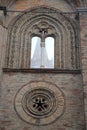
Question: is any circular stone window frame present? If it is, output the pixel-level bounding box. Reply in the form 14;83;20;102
14;81;65;126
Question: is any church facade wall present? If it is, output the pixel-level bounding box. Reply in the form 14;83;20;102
0;73;84;130
0;0;87;130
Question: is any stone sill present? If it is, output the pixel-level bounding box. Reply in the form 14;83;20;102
3;68;81;74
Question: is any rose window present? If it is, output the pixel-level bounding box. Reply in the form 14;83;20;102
15;81;65;125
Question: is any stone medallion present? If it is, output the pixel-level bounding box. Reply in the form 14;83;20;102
14;81;65;125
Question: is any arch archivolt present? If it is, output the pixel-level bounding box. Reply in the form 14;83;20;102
5;6;80;69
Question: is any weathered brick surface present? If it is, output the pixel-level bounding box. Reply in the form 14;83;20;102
0;73;84;130
80;13;87;129
0;1;86;130
11;0;72;12
0;25;4;78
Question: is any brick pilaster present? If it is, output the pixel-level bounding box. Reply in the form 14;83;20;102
79;9;87;129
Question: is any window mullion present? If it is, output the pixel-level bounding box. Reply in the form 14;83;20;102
40;41;45;68
40;28;47;68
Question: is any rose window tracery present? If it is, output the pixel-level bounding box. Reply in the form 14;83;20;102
14;81;65;125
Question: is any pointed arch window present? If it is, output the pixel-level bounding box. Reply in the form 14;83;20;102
30;36;54;68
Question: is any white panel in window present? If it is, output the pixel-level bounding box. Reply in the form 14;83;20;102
30;36;54;68
30;36;41;68
45;37;54;68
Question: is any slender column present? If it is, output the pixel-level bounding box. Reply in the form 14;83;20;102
40;28;47;68
40;41;45;68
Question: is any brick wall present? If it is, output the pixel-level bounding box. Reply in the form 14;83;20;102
0;1;86;130
0;25;4;78
11;0;72;12
0;73;85;130
80;12;87;129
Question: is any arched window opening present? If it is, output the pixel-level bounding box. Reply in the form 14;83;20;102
30;36;54;68
30;36;41;68
45;37;54;68
5;7;80;70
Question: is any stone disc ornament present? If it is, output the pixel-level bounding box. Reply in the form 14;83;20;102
14;81;65;125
